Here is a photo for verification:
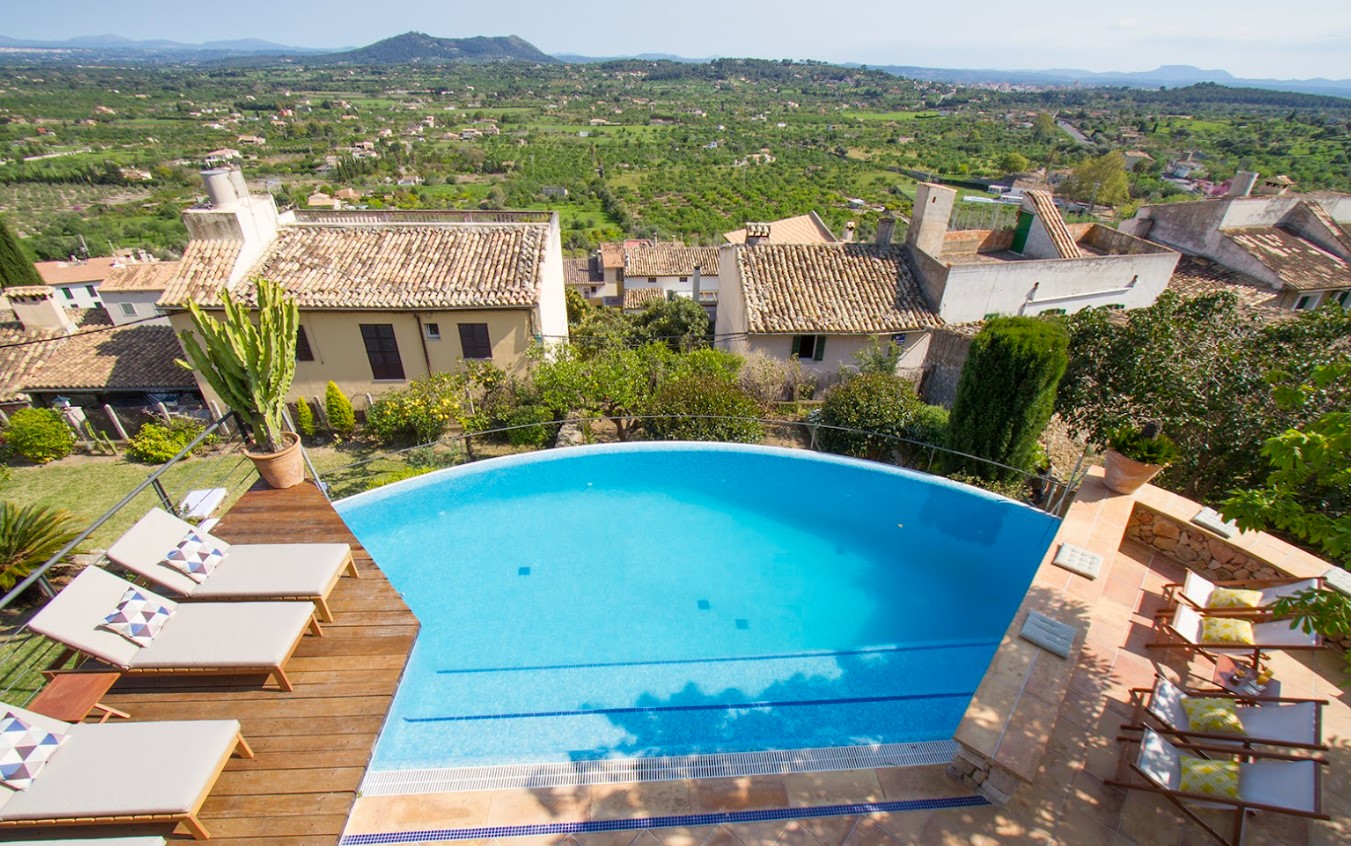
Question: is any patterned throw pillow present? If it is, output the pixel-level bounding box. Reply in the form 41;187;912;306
1181;697;1246;735
1179;755;1239;799
0;711;67;790
1200;617;1255;646
164;531;225;583
1209;588;1264;609
99;586;174;646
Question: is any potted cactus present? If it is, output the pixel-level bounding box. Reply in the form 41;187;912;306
1102;421;1179;495
176;278;305;489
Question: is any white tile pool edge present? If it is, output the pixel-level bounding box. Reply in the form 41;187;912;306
359;740;959;794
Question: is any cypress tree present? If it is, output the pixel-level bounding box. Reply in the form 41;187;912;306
325;381;356;437
0;218;42;289
947;316;1069;480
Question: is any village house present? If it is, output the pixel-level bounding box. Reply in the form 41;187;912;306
723;212;838;245
620;242;721;309
30;256;124;309
904;183;1179;322
1122;190;1351;311
714;228;940;377
157;168;568;406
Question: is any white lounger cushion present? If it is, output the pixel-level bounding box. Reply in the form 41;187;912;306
1150;676;1321;747
1182;572;1321;609
1171;605;1319;650
1137;727;1319;813
107;508;349;599
0;705;239;822
28;567;313;671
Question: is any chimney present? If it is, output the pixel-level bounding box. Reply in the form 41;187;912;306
8;286;76;334
183;166;280;290
692;265;701;301
905;182;957;257
744;222;771;246
1228;170;1259;198
875;215;897;247
201;168;240;210
843;221;856;243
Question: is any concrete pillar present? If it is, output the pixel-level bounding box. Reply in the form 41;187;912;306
906;182;956;257
103;404;129;440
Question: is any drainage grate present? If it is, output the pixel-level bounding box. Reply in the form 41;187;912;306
340;794;989;844
359;740;959;795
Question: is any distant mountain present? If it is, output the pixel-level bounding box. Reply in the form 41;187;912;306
870;63;1351;98
554;52;712;64
0;33;324;54
312;32;556;65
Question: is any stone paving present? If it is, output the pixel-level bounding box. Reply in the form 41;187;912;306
345;483;1350;846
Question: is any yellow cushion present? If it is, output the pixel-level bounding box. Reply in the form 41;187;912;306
1200;617;1255;645
1181;698;1246;735
1209;588;1264;609
1179;755;1240;799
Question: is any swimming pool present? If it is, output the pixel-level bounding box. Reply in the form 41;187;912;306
336;443;1059;780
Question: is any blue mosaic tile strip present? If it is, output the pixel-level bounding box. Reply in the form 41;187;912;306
436;640;999;676
339;795;990;844
405;691;972;724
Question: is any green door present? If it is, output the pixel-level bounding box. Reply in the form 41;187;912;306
1011;210;1034;254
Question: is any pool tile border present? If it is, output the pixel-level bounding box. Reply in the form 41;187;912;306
361;741;959;794
338;795;990;844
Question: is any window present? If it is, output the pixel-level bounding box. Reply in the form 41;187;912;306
458;323;492;359
119;302;137;317
679;276;688;283
359;323;404;380
425;322;441;341
295;325;314;362
1294;294;1318;311
85;285;97;298
648;277;657;283
1331;290;1350;308
62;288;75;301
791;335;826;362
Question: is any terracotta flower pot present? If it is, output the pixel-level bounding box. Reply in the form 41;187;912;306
1102;448;1165;495
245;431;306;489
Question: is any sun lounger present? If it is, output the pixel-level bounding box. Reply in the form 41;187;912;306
1107;727;1327;846
28;567;321;692
1164;571;1322;616
106;507;357;622
1127;675;1326;751
0;703;251;840
1146;605;1322;667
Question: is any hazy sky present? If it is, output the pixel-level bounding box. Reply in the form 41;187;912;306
7;0;1350;79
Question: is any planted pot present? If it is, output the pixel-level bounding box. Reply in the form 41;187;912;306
245;431;305;489
1102;448;1165;495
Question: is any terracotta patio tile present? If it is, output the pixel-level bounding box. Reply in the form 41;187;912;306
840;816;903;846
691;776;788;812
725;820;789;846
795;814;858;846
485;787;591;826
574;831;641;846
873;765;970;801
784;769;882;808
590;781;695;820
650;826;717;846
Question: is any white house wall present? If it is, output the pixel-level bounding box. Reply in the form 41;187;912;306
102;291;169;326
536;215;570;350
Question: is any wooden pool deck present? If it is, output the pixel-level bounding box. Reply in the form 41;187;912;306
90;480;418;844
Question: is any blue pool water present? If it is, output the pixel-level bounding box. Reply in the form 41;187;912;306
336;443;1059;771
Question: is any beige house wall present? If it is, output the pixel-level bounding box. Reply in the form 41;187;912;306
169;307;536;412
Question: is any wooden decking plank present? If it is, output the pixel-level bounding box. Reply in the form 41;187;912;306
90;481;418;846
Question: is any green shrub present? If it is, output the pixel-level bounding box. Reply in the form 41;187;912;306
504;404;560;447
5;408;75;464
947;472;1030;501
644;377;764;443
126;418;209;464
1108;423;1180;465
325;381;355;437
947;317;1068;479
816;373;924;461
362;465;432;491
365;373;464;445
294;397;317;438
0;501;80;591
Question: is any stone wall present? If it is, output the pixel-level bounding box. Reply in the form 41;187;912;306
948;745;1023;805
1126;507;1282;581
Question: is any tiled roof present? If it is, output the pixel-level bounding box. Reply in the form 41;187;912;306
229;224;549;309
1301;203;1351;256
98;261;181;293
22;323;196;392
1166;256;1283;313
1025;191;1082;259
625;243;720;278
562;257;602;287
0;320;65;402
599;243;625;270
623;287;666;310
1225;226;1351;291
33;256;122;286
158;240;243;307
723;212;838;245
734;244;941;334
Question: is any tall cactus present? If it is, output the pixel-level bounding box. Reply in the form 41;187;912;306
176;278;299;453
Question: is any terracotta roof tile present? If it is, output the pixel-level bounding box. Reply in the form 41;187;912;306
599;243;625;270
1225;226;1351;291
98;261;181;293
1301;202;1351;257
1166;255;1283;312
1025;191;1082;259
735;244;940;334
22;323;197;392
724;212;838;245
0;321;64;402
624;243;720;278
623;288;666;310
220;224;549;309
158;240;243;307
562;257;602;287
33;256;122;286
